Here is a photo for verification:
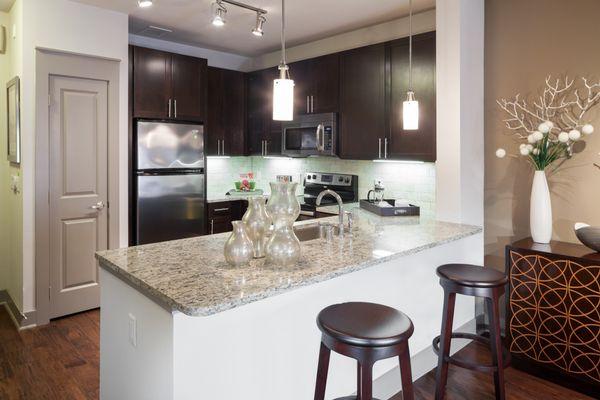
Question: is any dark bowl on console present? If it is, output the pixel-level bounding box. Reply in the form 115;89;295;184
575;225;600;253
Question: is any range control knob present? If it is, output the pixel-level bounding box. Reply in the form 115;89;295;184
345;177;350;183
312;174;317;179
338;177;344;182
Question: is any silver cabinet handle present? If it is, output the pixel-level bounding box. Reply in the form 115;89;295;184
90;201;105;211
265;140;268;155
384;137;388;159
168;99;172;118
219;139;222;155
174;99;177;118
221;139;225;155
213;207;230;212
311;95;314;113
306;96;310;114
378;138;382;159
210;219;214;234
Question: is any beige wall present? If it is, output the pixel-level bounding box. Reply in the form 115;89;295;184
0;3;24;310
485;0;600;262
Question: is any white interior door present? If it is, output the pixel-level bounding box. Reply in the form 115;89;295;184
49;75;108;319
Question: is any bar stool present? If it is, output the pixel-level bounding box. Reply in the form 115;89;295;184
313;302;415;400
433;264;510;400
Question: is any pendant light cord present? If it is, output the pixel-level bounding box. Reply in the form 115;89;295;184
279;0;289;78
408;0;413;91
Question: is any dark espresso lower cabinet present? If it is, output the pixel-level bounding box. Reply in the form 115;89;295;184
506;238;600;398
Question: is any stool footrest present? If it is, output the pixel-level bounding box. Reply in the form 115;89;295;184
334;397;381;400
432;332;511;373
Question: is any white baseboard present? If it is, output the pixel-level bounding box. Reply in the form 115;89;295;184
0;290;37;330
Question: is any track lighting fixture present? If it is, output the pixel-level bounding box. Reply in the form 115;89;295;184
212;0;227;27
252;12;266;36
210;0;268;37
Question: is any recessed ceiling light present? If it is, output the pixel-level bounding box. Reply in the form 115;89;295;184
137;0;153;8
252;13;266;37
212;1;227;26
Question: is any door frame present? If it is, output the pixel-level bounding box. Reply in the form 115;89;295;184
35;49;121;326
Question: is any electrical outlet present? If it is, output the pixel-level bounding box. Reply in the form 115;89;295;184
128;313;137;347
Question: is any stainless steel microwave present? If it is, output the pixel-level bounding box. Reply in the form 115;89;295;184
282;113;337;157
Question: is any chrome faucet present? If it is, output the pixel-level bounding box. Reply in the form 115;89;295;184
316;189;345;236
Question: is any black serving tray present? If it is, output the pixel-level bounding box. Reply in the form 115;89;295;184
359;199;420;217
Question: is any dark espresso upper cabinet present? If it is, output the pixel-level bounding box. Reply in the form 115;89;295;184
291;54;339;115
133;46;171;119
132;46;207;122
207;67;246;156
388;32;436;162
246;68;282;156
338;44;386;160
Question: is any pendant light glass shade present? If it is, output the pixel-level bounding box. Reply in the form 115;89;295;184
403;91;419;130
272;0;294;121
273;73;294;121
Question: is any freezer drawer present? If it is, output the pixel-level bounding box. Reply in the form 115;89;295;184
136;173;205;245
137;121;204;170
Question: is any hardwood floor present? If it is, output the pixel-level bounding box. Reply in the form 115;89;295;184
0;306;99;400
0;306;594;400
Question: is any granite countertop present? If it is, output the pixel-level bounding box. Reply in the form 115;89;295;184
96;204;481;317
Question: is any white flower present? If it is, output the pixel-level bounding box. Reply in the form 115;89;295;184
527;144;534;151
582;124;594;135
533;148;540;155
520;147;530;156
520;143;527;149
545;121;554;129
495;148;506;158
558;131;570;143
532;131;544;141
538;122;551;134
527;134;536;143
569;129;581;141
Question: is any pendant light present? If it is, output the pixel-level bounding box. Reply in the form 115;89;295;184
403;0;419;130
272;0;294;121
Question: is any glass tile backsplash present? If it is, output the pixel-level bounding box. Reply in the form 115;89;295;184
207;157;436;217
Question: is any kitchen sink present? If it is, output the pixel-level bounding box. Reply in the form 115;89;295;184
294;223;340;242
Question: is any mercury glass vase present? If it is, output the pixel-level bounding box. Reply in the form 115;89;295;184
242;196;271;258
224;221;253;266
265;182;301;266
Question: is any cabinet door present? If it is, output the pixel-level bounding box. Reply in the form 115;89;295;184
311;54;339;114
290;59;312;116
388;32;436;162
246;70;267;155
339;44;386;159
222;68;246;156
171;53;207;122
133;46;171;119
207;67;225;155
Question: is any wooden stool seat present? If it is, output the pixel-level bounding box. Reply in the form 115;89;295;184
434;264;509;400
436;263;508;288
314;302;415;400
317;302;414;347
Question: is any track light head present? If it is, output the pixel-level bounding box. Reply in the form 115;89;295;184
252;13;266;36
212;1;227;26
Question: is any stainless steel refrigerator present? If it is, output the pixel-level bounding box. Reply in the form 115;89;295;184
134;120;205;245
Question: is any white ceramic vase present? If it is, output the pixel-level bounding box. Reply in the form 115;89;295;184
530;170;552;244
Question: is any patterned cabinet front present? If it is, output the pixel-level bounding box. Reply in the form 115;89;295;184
506;239;600;398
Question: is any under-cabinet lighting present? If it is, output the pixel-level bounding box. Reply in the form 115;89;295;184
207;155;231;159
372;159;424;164
263;156;292;160
137;0;153;8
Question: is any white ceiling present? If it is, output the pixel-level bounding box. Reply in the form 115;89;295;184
0;0;14;12
72;0;435;56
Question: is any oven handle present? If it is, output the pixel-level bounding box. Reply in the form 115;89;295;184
316;124;325;152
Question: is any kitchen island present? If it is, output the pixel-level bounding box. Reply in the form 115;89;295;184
96;205;482;400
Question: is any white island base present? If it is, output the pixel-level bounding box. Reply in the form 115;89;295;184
100;233;481;400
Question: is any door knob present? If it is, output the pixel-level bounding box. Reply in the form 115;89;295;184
90;201;105;211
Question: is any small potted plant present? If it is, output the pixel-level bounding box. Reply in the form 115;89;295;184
495;76;599;243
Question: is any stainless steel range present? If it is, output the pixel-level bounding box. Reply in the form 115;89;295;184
299;172;358;219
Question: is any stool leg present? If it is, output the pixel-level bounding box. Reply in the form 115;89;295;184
486;291;506;400
357;360;373;400
435;291;456;400
314;342;331;400
399;344;414;400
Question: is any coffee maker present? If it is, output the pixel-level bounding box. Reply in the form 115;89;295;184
367;179;385;203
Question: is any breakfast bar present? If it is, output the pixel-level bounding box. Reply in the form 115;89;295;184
96;206;482;400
